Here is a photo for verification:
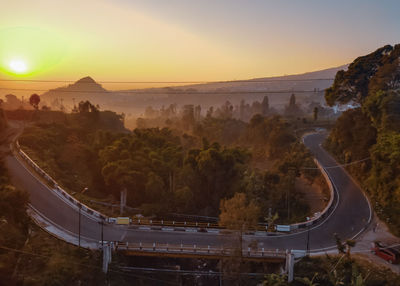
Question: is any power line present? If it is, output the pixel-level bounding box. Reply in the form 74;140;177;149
301;157;371;170
0;78;335;84
0;87;326;94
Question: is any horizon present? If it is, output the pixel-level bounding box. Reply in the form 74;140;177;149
2;0;400;92
1;63;348;99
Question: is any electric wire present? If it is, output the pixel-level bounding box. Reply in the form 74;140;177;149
0;78;335;84
301;157;371;170
0;87;326;94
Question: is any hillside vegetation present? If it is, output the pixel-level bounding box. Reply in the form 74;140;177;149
18;105;324;223
324;44;400;235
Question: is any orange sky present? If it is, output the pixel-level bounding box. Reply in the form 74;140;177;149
1;0;399;95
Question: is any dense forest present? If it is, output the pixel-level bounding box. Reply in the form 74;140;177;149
324;44;400;235
1;107;399;285
16;96;323;223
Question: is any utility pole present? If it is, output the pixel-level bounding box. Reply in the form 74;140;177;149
287;187;290;221
286;251;294;283
102;243;112;273
306;229;310;256
100;217;104;248
78;203;81;248
120;188;127;215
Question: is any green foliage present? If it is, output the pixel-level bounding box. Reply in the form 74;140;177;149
295;273;319;286
293;256;399;286
14;227;107;286
29;93;41;110
244;114;296;158
263;273;287;286
325;108;376;177
325;43;400;234
325;45;395;106
20;108;320;222
0;155;30;284
193;116;247;146
363;90;400;132
219;193;260;231
98;128;183;209
284;94;303;117
182;143;250;215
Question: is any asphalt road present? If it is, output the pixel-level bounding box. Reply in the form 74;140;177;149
5;131;371;252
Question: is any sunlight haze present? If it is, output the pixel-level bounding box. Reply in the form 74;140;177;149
1;0;399;86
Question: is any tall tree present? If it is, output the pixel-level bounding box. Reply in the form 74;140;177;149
29;94;40;110
313;107;318;121
261;95;269;116
219;193;260;255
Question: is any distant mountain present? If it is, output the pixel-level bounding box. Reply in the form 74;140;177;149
162;64;349;92
40;76;109;107
39;65;348;114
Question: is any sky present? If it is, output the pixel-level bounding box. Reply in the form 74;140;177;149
1;0;400;90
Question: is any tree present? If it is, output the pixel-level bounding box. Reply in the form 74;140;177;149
334;233;356;259
261;95;269;116
219;193;260;256
289;94;296;107
78;100;98;113
296;273;319;286
265;211;279;232
262;273;287;286
29;94;41;110
313;107;318;121
284;94;303;117
181;105;195;130
5;94;21;109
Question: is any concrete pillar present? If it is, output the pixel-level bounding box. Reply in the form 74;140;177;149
285;251;294;283
102;244;112;273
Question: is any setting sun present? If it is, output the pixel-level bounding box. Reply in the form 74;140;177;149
9;59;28;74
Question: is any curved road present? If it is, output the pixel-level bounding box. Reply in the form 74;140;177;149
5;131;371;252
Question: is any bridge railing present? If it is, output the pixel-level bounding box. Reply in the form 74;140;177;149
114;241;287;258
14;141;107;222
130;218;222;229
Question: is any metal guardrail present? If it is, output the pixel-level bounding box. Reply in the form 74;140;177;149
289;158;336;231
14;141;107;222
114;241;287;259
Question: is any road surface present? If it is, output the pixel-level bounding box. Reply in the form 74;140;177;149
5;131;371;252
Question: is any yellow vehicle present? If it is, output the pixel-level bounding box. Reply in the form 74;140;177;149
116;217;130;225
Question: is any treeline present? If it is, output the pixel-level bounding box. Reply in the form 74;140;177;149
19;107;319;222
324;44;400;235
136;94;333;130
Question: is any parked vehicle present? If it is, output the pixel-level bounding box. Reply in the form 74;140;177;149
371;241;400;264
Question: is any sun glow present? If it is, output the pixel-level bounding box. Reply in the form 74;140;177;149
9;59;28;74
